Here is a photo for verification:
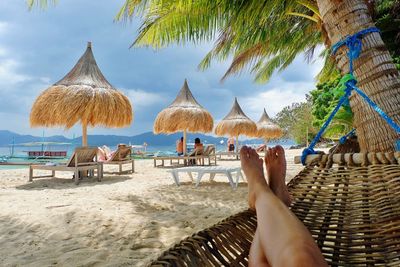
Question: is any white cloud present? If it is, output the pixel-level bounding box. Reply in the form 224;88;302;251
0;46;7;57
241;84;309;120
0;58;31;86
123;89;166;107
0;21;9;35
39;76;51;84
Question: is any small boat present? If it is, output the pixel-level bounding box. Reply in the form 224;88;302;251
26;150;67;158
9;141;72;160
130;143;154;158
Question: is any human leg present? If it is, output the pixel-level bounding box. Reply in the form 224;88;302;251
97;147;107;162
265;145;292;206
241;146;327;267
248;228;270;267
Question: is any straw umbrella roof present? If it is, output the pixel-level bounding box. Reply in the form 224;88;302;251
153;79;213;134
256;108;283;139
30;42;132;129
215;98;257;137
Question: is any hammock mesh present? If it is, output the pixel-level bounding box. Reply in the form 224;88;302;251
149;152;400;266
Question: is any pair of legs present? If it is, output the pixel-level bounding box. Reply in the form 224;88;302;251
241;146;327;267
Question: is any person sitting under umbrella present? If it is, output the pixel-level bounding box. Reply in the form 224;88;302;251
227;137;235;152
176;137;184;156
193;137;204;151
188;137;204;164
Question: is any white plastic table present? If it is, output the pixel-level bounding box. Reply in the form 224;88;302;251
168;166;245;189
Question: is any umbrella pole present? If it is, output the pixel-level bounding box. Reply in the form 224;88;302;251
264;138;268;157
82;123;88;147
236;136;239;160
183;130;187;155
80;122;89;178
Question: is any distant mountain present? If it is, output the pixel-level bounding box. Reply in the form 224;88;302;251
0;130;295;147
0;130;226;147
0;130;71;145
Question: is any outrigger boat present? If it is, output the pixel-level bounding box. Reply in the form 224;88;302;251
8;141;72;160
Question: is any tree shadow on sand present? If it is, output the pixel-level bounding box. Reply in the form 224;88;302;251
2;181;249;266
0;213;161;267
15;175;132;191
111;181;249;251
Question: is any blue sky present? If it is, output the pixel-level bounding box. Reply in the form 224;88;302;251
0;0;323;138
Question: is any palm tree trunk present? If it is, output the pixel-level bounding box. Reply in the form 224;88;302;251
317;0;400;152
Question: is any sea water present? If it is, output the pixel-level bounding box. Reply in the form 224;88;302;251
0;139;297;170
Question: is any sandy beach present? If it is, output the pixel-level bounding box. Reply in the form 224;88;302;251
0;149;305;267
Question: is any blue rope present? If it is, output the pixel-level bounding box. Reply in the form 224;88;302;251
301;27;400;165
331;27;380;74
301;75;354;165
349;84;400;133
339;128;356;145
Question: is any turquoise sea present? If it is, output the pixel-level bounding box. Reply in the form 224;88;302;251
0;139;296;170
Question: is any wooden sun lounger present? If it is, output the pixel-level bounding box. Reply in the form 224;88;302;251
153;155;212;167
153;145;217;168
29;147;102;185
102;145;135;174
0;162;37;166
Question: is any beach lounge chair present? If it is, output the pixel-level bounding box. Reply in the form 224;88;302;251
29;147;102;185
187;146;204;165
153;155;186;167
168;166;245;188
103;144;134;174
215;150;240;160
153;145;216;168
189;145;217;166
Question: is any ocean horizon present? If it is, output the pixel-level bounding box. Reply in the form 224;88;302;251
0;138;297;158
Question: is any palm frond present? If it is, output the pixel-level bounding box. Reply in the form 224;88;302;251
118;0;329;83
27;0;58;10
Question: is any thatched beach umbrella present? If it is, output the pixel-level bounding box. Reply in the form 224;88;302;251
215;98;257;154
153;79;213;154
30;42;132;146
256;108;283;141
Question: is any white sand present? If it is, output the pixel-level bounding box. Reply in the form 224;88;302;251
0;149;305;266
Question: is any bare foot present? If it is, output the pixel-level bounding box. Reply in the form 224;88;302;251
240;146;269;210
265;146;292;206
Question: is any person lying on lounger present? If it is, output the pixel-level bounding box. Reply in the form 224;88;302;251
97;144;128;162
255;144;266;152
240;145;328;267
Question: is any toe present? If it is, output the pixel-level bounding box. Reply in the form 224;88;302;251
249;148;258;159
240;146;248;157
275;145;285;156
270;147;277;159
266;148;272;161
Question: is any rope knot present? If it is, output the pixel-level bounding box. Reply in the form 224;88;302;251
338;74;357;95
339;128;356;144
346;35;363;60
301;148;315;165
331;27;380;73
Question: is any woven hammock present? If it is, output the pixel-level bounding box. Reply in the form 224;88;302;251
149;152;400;266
